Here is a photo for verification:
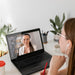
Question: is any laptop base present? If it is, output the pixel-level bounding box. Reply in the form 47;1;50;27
13;51;52;75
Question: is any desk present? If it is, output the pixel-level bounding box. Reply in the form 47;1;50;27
0;40;67;75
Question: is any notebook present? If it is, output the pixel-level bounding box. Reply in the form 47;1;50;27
6;28;52;75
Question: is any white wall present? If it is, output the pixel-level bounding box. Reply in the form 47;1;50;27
0;0;75;33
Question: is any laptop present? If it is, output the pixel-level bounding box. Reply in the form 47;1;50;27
6;28;52;75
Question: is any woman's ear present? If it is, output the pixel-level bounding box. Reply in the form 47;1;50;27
66;40;72;55
68;40;72;50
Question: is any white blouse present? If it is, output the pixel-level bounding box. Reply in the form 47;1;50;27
19;45;36;56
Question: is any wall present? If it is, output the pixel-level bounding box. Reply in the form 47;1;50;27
0;0;75;34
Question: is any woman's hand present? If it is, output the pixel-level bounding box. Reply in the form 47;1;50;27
40;70;48;75
50;55;66;71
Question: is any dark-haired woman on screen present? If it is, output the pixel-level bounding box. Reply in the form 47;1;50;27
19;34;36;56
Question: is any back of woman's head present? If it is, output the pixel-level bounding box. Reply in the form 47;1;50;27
64;18;75;75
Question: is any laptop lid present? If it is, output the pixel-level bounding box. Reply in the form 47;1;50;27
6;28;44;60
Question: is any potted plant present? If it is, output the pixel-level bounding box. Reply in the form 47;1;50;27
0;24;16;57
50;13;65;41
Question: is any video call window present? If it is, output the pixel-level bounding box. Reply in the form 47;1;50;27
7;31;43;60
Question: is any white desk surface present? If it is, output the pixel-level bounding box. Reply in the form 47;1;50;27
0;40;67;75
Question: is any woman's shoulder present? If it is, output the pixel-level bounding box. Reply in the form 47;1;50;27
19;46;24;50
33;45;37;51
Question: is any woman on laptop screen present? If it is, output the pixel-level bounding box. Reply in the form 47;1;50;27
19;34;36;56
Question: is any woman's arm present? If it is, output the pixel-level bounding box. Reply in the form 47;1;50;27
47;55;66;75
48;68;67;75
58;68;68;75
48;68;58;75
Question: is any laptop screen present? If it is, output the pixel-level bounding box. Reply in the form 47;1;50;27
6;28;44;60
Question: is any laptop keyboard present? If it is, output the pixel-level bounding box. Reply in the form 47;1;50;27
15;52;51;69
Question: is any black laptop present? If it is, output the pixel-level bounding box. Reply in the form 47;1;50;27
6;28;52;75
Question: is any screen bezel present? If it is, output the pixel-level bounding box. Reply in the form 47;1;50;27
6;28;44;61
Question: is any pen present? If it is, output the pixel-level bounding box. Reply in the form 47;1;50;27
43;62;48;75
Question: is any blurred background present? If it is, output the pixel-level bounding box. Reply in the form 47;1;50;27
0;0;75;33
